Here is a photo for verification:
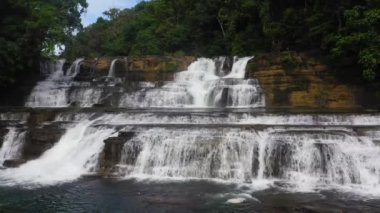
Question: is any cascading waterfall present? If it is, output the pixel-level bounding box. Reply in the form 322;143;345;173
25;58;91;107
66;58;84;77
68;84;104;107
25;59;70;107
25;56;264;108
4;54;380;200
115;126;380;194
223;56;251;79
0;115;116;186
119;56;265;108
0;128;26;165
0;110;379;197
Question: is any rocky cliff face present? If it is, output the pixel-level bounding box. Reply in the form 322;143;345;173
246;52;380;110
1;54;377;109
71;54;380;110
78;56;196;81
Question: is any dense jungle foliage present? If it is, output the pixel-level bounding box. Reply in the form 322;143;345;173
64;0;380;83
0;0;379;89
0;0;87;89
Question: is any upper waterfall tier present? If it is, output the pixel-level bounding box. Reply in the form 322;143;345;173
24;57;265;108
25;59;84;107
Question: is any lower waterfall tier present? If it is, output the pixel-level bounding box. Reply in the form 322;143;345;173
105;126;380;194
0;109;379;197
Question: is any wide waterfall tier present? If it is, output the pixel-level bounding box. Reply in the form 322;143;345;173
24;57;265;108
0;109;379;196
116;127;379;187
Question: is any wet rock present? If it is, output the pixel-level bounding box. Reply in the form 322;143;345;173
99;131;137;177
0;128;9;148
294;206;322;213
22;125;65;160
76;56;196;82
27;110;57;126
3;159;27;168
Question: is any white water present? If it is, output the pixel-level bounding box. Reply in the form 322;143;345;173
25;59;70;107
26;56;263;108
0;110;379;197
112;125;380;195
68;86;103;107
0;113;29;122
66;58;84;77
119;57;264;108
0;128;26;165
0;116;116;186
108;59;118;78
7;55;380;199
25;58;97;107
51;111;380;126
224;56;252;78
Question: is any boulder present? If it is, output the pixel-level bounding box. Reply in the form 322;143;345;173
99;131;137;177
0;128;9;148
22;125;65;160
3;159;27;168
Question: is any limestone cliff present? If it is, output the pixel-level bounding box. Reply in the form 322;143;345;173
246;52;380;110
78;56;196;81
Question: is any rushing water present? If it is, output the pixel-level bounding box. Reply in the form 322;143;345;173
25;57;264;108
0;128;26;165
1;56;380;211
119;57;264;108
108;59;119;78
1;179;380;212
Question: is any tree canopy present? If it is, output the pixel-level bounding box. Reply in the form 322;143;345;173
0;0;87;88
0;0;379;88
64;0;380;82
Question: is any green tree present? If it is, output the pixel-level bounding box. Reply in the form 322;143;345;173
0;0;87;88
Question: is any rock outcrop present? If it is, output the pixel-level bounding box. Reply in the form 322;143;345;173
78;56;196;81
247;52;380;110
22;125;66;160
0;128;8;148
99;131;137;177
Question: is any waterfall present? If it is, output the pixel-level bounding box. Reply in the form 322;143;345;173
108;59;119;78
115;126;380;194
25;59;70;107
119;57;264;108
68;85;104;107
25;58;88;108
0;115;116;186
66;58;84;77
0;128;26;165
224;57;253;78
0;110;379;196
26;56;262;108
8;55;380;199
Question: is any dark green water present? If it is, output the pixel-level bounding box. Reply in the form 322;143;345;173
1;179;380;213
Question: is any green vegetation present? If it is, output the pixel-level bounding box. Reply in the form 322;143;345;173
0;0;87;88
1;0;379;89
280;51;298;71
64;0;380;83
